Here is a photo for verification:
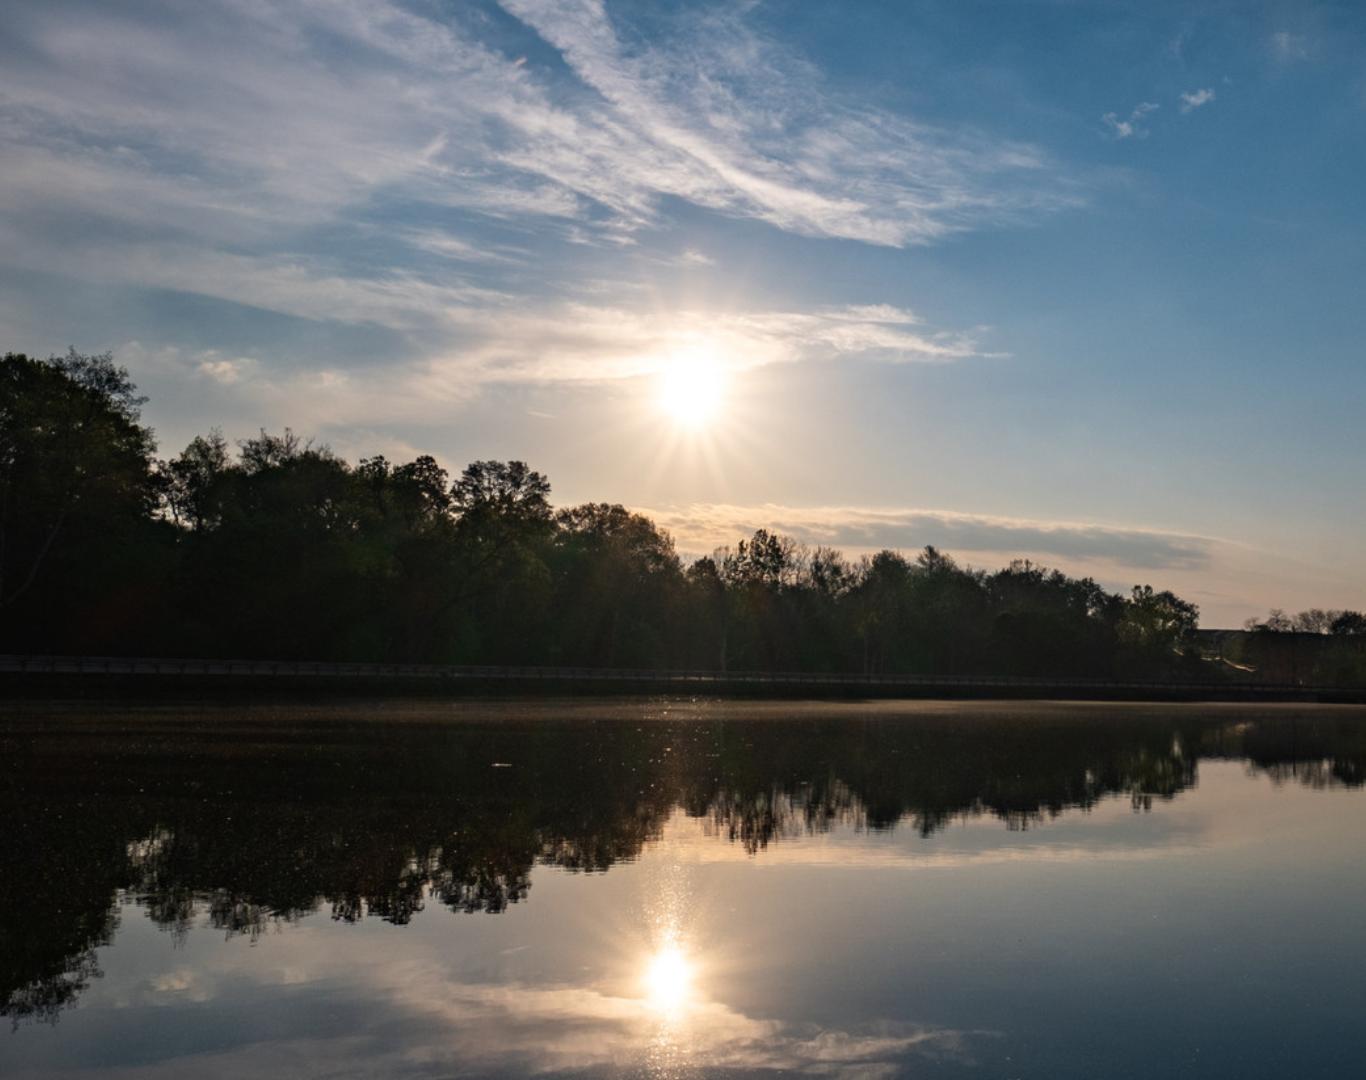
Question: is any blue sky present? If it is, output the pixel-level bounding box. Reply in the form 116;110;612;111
2;0;1363;624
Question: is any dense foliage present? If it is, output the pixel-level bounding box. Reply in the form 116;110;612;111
2;350;1213;676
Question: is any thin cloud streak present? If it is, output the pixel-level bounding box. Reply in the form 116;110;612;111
412;301;985;388
101;298;985;463
638;502;1215;571
113;300;985;417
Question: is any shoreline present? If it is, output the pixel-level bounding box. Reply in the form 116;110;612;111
5;655;1364;705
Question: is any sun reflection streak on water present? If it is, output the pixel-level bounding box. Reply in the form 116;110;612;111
643;935;695;1077
638;848;704;1075
643;938;693;1015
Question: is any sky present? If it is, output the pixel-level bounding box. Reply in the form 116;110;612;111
2;0;1364;626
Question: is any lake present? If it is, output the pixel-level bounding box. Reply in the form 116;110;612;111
3;699;1366;1078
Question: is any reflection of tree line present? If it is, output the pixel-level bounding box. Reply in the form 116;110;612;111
1200;717;1366;790
4;709;1365;1023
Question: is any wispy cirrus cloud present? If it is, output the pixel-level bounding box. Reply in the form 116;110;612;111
497;0;1071;246
0;0;1066;271
0;0;1064;398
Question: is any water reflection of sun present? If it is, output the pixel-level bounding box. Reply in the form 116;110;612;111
643;940;694;1015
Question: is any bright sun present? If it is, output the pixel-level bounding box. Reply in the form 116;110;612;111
659;351;725;429
643;943;693;1013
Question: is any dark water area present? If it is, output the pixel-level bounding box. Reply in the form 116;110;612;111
3;699;1366;1079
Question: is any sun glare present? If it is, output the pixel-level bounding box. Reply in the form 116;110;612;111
643;943;693;1013
659;350;725;429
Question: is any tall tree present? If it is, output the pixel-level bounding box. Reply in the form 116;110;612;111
0;351;168;650
551;503;683;666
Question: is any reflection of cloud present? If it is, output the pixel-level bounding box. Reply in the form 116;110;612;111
637;502;1214;571
678;835;1205;871
665;817;1210;872
387;976;979;1077
149;969;205;999
80;934;984;1079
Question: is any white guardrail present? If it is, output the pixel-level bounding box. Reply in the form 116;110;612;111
0;654;1350;695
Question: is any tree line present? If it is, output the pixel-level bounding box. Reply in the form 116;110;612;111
4;349;1209;676
1243;608;1366;636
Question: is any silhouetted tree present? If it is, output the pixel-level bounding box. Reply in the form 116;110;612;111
684;555;728;669
549;503;683;666
0;350;170;651
452;459;552;537
1245;608;1294;633
446;461;554;662
851;550;913;674
1331;611;1366;636
1246;607;1366;637
163;429;230;531
1119;585;1199;671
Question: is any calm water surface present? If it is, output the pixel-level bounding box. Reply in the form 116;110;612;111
3;699;1366;1078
